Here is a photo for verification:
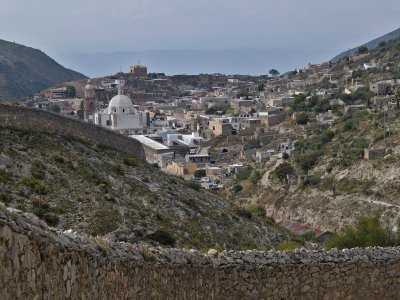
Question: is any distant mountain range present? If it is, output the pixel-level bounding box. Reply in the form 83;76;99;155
0;39;87;100
332;27;400;62
56;48;323;78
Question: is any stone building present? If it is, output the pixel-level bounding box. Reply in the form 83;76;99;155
130;64;148;77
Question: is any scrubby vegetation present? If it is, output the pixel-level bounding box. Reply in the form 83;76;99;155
0;127;286;250
326;215;400;249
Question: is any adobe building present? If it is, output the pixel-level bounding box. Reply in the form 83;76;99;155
130;64;148;77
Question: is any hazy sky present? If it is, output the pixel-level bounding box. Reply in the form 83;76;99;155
1;0;400;74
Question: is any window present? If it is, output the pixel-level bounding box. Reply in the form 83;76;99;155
106;120;111;126
123;109;125;113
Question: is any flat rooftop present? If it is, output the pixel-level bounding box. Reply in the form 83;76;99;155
130;135;169;150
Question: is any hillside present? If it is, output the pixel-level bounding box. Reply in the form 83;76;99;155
332;27;400;62
0;125;286;250
223;109;400;233
0;39;86;100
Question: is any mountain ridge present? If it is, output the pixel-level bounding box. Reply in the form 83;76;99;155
0;39;87;100
331;27;400;62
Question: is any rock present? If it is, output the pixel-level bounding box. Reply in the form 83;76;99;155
208;249;218;257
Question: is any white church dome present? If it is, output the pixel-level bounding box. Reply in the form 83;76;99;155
108;94;133;108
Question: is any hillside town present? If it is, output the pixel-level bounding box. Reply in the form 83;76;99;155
22;46;400;197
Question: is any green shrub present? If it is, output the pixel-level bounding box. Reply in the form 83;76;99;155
235;168;252;182
149;230;176;246
0;169;12;183
248;204;266;217
232;184;243;193
276;241;303;251
295;113;309;125
194;169;206;178
184;180;201;191
31;160;46;179
293;150;322;173
32;202;58;226
43;213;60;227
250;170;263;184
326;215;400;249
301;175;321;187
244;140;261;150
95;236;110;256
22;177;49;195
271;162;295;183
236;208;252;220
0;192;11;206
112;165;125;176
51;153;66;163
123;157;138;167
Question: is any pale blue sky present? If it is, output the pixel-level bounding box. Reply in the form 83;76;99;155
1;0;400;75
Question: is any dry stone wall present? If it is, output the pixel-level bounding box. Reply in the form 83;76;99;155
0;104;145;160
1;207;400;300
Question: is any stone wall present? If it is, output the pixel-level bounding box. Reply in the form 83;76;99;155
1;207;400;300
364;148;387;160
0;104;146;160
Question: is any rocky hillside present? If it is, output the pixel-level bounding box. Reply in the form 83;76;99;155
0;126;285;250
226;110;400;233
0;39;86;100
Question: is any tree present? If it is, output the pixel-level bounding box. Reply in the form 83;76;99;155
269;69;280;77
357;46;369;55
271;162;295;184
51;104;61;114
194;169;206;178
66;85;76;98
293;150;321;173
295;113;309;125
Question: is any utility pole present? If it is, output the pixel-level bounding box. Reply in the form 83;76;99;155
383;108;386;140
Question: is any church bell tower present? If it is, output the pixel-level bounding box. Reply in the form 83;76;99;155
83;79;97;123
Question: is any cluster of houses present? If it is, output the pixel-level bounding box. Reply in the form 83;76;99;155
22;59;400;190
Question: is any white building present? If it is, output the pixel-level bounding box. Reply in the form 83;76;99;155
94;89;148;135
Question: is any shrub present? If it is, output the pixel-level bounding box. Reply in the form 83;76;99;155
248;204;266;217
184;180;201;191
276;241;302;251
0;192;11;206
293;150;322;173
343;119;355;131
301;175;321;187
194;169;206;178
95;236;110;256
31;160;46;179
236;208;252;220
123;157;138;167
244;140;261;150
232;184;243;193
22;177;49;195
326;215;400;249
51;153;66;163
43;213;60;227
149;230;176;246
235;168;252;182
271;162;295;183
112;165;125;176
295;113;309;125
250;170;263;184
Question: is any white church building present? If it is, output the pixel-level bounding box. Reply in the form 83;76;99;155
94;88;149;135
